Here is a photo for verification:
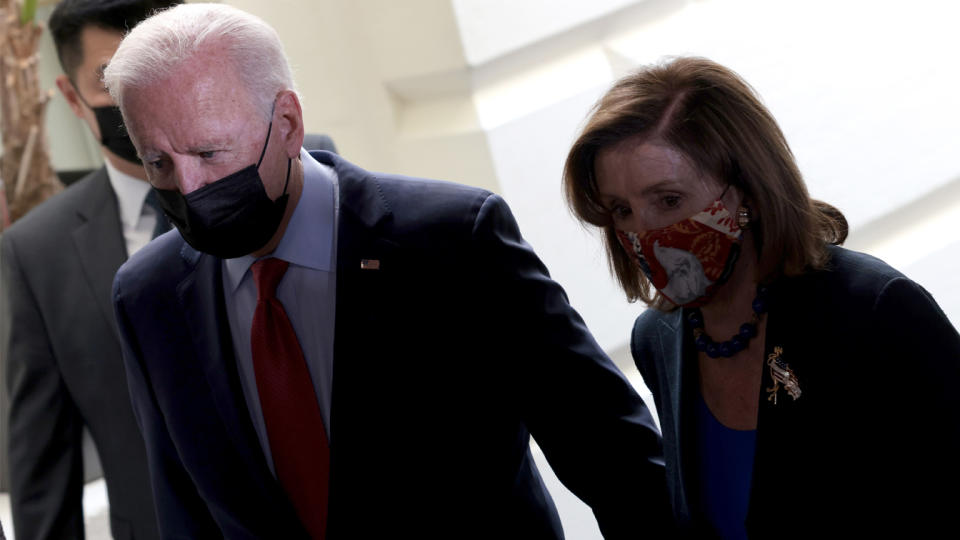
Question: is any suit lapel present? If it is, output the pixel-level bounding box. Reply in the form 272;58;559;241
174;245;280;495
314;151;399;527
71;168;128;331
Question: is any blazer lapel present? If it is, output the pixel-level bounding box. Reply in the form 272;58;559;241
174;245;281;496
656;309;699;522
71;169;127;331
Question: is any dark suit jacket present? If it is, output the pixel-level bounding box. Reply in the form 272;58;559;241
631;245;960;538
113;151;672;539
1;168;159;539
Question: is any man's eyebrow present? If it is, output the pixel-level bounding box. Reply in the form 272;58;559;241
184;138;233;154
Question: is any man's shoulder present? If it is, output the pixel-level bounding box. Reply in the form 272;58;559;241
315;150;493;213
3;168;109;243
374;172;493;220
373;171;491;200
321;151;498;240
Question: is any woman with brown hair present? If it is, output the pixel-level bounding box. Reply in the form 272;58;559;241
564;57;960;538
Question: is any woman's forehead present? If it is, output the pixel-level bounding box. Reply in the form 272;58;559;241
596;137;719;196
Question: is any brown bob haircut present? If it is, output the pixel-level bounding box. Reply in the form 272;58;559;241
564;56;847;309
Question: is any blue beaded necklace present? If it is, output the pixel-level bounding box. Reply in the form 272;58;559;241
688;285;769;358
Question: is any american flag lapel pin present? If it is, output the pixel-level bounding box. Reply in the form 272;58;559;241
360;259;380;270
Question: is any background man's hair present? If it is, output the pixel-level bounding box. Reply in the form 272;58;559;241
49;0;182;79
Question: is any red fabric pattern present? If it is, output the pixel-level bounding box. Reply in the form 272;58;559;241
251;258;329;539
616;199;742;306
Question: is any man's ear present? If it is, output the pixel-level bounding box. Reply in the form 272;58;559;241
56;74;86;119
274;89;304;159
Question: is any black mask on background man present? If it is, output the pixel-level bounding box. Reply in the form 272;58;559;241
92;105;142;165
72;84;142;165
153;119;292;259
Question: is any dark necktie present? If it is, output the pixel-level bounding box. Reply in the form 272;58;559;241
143;189;172;239
250;258;330;539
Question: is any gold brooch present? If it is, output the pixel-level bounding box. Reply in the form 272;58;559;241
766;346;801;404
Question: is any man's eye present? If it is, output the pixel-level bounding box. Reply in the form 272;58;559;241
148;159;164;170
198;151;216;159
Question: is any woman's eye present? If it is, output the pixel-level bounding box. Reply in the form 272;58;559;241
661;194;681;209
610;205;632;219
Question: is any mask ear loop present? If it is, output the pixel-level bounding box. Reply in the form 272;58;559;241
281;158;291;196
255;102;291;198
69;78;93;108
718;182;733;200
255;120;274;169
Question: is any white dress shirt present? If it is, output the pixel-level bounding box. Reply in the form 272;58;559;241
104;158;157;257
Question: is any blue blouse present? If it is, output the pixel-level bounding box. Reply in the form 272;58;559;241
696;392;757;540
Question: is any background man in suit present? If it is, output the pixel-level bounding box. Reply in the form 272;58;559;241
0;1;180;538
106;4;671;538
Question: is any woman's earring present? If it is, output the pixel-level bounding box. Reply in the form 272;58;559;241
737;205;752;230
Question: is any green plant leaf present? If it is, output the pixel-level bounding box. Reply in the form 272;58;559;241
20;0;37;25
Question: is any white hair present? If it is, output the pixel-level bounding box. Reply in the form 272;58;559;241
103;3;294;118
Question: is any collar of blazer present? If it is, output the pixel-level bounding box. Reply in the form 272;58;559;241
656;309;687;444
71;167;128;330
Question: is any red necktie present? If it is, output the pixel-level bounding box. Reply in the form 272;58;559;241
250;258;330;539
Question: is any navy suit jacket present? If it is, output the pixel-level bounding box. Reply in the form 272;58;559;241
113;151;672;539
631;245;960;538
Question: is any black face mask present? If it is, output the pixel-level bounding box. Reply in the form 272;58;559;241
153;120;292;259
71;83;142;165
92;105;142;165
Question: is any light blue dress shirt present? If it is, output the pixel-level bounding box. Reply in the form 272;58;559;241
222;149;339;475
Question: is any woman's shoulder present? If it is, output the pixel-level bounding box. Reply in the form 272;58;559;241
631;306;681;340
796;245;908;303
630;307;683;370
783;245;946;329
822;244;905;283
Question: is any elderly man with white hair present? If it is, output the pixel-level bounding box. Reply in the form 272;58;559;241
106;3;672;539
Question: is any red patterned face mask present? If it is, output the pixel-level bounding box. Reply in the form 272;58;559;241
616;198;743;307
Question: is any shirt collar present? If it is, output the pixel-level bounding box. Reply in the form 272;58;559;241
223;148;338;292
104;157;152;229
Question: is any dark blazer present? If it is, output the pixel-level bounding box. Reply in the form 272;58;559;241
1;168;159;540
113;151;672;539
631;245;960;538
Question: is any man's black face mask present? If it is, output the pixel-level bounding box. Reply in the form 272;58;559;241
153;118;292;259
71;82;141;166
91;105;142;165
